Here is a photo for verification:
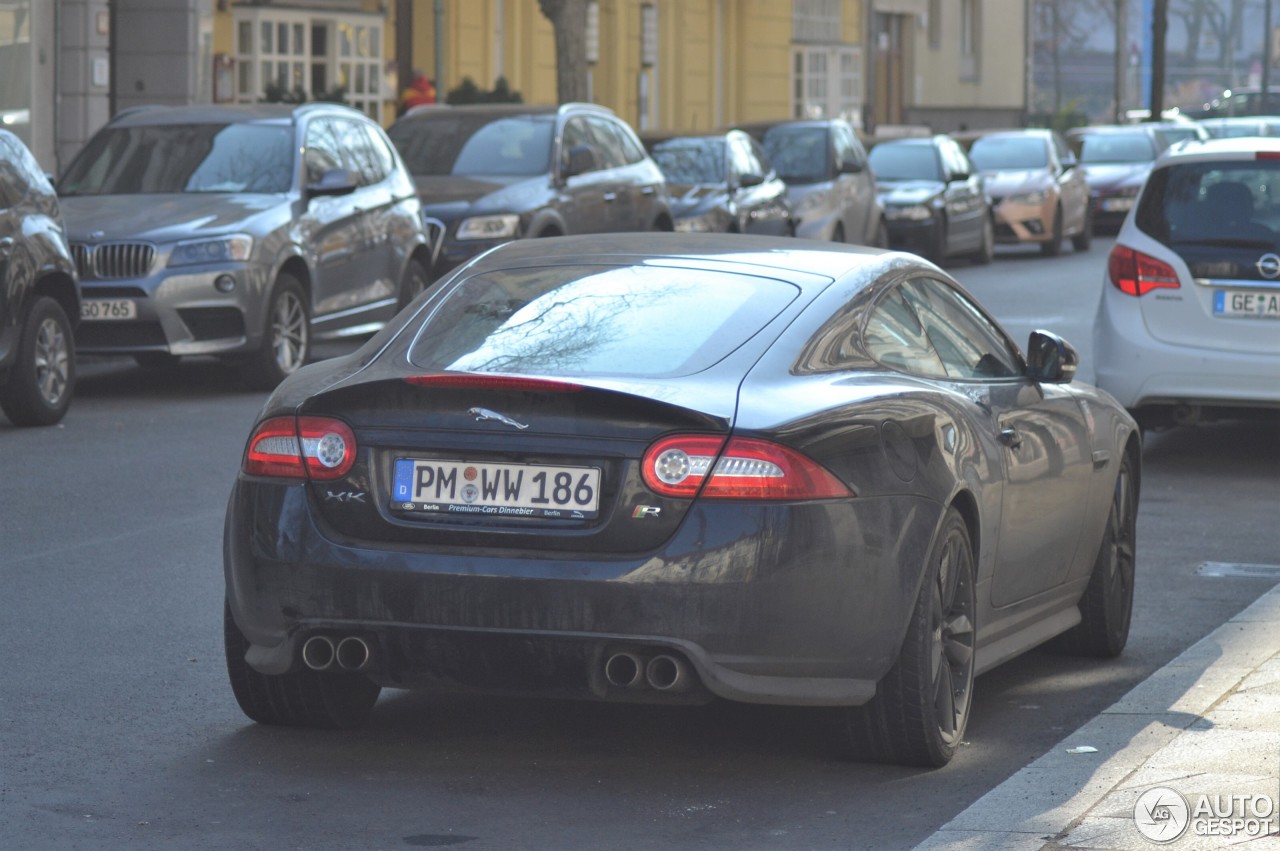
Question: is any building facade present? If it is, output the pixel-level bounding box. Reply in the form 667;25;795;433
3;0;1026;174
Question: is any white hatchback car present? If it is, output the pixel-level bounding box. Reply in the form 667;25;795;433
1095;137;1280;429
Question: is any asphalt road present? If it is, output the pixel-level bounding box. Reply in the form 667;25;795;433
2;237;1277;850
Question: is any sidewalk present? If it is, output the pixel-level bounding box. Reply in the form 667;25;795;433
917;583;1280;850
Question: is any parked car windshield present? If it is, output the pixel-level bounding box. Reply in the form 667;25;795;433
409;265;797;378
58;123;294;195
389;114;555;177
761;126;829;183
650;138;726;184
967;136;1049;171
868;143;942;181
1075;133;1156;163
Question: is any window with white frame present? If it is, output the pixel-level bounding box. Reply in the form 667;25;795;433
792;45;861;123
234;8;384;120
960;0;980;81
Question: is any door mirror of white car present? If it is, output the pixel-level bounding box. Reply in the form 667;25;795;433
1026;330;1079;384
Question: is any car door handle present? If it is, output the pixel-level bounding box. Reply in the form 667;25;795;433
603;192;618;202
997;427;1023;449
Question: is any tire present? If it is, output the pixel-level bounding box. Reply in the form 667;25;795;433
0;296;75;427
396;258;430;312
239;273;309;391
1049;451;1137;657
1071;205;1094;252
971;214;995;265
133;352;182;370
224;600;381;729
1040;205;1064;257
835;507;977;767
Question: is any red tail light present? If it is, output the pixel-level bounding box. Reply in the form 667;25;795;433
244;416;357;480
642;435;854;500
405;374;583;393
1108;244;1181;296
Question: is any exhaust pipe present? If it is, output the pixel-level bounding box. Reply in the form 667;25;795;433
335;636;371;671
645;654;691;692
301;635;335;671
604;652;646;688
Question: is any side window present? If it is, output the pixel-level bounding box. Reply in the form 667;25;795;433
901;278;1022;380
303;118;344;185
584;116;627;170
862;285;948;377
561;117;600;174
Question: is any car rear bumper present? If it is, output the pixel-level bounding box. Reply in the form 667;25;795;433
224;478;944;707
1094;293;1280;410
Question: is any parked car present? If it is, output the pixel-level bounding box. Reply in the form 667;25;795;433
1196;116;1280;139
642;130;793;235
0;130;80;426
867;134;994;264
734;118;887;246
1066;124;1168;232
962;128;1092;256
223;232;1140;768
57;103;433;390
387;103;673;277
1096;137;1280;429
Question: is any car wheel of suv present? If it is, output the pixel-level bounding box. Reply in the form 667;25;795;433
223;600;381;728
240;273;309;391
1071;205;1093;252
972;214;995;265
0;296;75;427
1049;450;1137;658
834;507;976;767
396;258;431;311
1040;205;1064;257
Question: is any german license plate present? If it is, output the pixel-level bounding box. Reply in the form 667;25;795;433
81;299;137;320
392;458;601;519
1214;289;1280;319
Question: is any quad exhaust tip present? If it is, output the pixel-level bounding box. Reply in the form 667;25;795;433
302;634;371;672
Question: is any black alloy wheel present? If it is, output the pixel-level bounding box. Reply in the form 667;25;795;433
1050;450;1138;657
835;507;977;767
0;296;75;426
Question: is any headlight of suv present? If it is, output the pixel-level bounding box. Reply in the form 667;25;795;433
1006;190;1046;206
885;204;933;222
168;234;253;267
456;214;520;240
674;213;718;232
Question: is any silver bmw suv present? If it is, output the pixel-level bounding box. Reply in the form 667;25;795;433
58;103;434;389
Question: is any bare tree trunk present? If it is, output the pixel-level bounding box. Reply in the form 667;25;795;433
538;0;591;104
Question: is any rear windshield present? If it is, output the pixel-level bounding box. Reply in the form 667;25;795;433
1136;160;1280;247
762;127;830;183
651;138;726;184
58;123;294;195
968;136;1048;171
388;114;554;177
409;264;798;378
868;143;942;181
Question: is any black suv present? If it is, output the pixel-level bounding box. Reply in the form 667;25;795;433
387;103;673;276
58;104;432;389
0;130;80;426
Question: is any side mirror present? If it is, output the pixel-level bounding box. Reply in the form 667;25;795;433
307;168;359;198
562;144;598;179
1026;330;1078;383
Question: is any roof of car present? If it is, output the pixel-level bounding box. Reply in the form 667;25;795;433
106;102;366;127
1154;135;1280;162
